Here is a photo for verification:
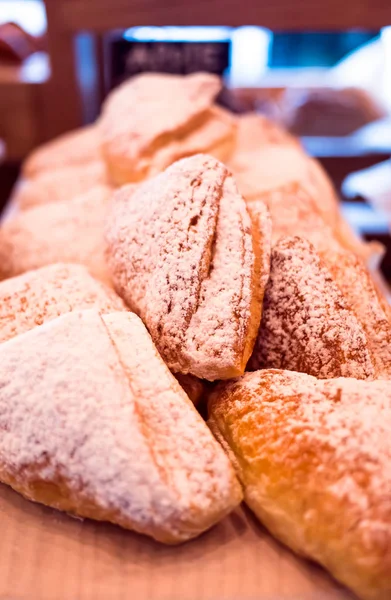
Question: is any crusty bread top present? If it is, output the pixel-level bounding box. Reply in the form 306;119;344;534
249;236;376;379
0;263;125;344
106;154;268;380
0;309;241;542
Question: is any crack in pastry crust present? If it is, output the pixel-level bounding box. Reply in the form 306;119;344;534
208;369;391;600
106;154;269;380
249;236;376;379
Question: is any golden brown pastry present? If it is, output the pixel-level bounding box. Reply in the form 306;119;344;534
14;161;108;211
230;111;297;158
208;369;391;600
98;72;236;185
22;124;101;179
0;185;112;283
0;263;125;344
106;154;271;380
0;309;242;543
250;183;391;375
248;236;376;379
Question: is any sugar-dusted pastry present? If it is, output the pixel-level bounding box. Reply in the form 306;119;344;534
0;309;242;543
250;180;375;261
230;112;297;159
208;369;391;600
324;248;391;377
106;154;270;380
0;185;112;283
98;72;236;185
248;236;376;379
22;124;101;179
15;160;108;211
0;263;125;344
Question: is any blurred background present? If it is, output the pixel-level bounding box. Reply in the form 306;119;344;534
0;0;390;276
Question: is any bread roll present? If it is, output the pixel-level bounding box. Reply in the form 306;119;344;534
208;369;391;600
0;309;242;543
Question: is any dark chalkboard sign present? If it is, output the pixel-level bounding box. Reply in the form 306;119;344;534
109;38;230;90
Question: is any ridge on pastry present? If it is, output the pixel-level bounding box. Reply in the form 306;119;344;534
208;369;391;600
0;309;242;543
106;154;271;380
249;236;376;379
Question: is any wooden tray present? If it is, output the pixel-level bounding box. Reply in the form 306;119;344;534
0;483;354;600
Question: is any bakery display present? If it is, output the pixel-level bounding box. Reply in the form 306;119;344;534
98;72;236;185
106;153;270;380
0;185;112;283
0;263;125;343
0;71;390;600
0;309;242;543
208;369;391;600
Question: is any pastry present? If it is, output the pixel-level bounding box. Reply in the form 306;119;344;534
0;185;112;283
0;309;242;543
0;263;125;344
14;161;108;211
248;236;376;379
229;112;297;158
98;72;236;185
106;154;270;380
208;369;391;600
22;124;101;179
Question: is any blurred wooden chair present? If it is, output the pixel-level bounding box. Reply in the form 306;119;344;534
43;0;391;138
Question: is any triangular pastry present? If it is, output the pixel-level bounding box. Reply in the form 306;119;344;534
208;369;391;600
248;236;376;379
0;309;242;543
106;154;270;380
0;263;125;344
98;72;236;184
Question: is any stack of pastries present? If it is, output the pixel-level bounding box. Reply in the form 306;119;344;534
0;73;390;600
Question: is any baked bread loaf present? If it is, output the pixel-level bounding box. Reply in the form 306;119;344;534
0;309;242;543
14;161;108;211
98;72;236;185
106;154;270;380
22;124;101;179
0;185;112;283
248;236;376;379
208;369;391;600
0;263;125;344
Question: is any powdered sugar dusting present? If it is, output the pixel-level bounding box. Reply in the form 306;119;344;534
249;236;376;379
106;154;266;380
0;309;241;543
0;263;125;344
